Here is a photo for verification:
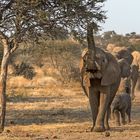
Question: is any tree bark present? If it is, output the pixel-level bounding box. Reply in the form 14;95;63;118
0;51;10;132
0;34;11;132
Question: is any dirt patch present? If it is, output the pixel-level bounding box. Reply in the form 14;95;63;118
1;86;140;139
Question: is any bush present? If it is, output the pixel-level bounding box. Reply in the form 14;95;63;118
13;62;36;80
9;38;82;83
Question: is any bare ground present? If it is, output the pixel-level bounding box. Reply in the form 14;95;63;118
1;85;140;140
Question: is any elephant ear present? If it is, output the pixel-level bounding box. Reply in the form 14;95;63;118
118;59;131;78
79;58;84;73
79;48;89;73
101;52;120;86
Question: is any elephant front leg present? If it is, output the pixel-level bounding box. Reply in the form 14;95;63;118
114;110;121;126
94;91;110;132
89;87;99;131
105;107;111;130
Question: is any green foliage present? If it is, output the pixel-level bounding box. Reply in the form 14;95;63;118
0;0;107;43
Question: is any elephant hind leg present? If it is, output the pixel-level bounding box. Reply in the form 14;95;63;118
89;87;99;131
126;109;131;123
131;86;135;100
120;110;126;125
114;110;121;126
131;80;137;100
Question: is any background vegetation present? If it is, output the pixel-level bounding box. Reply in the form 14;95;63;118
1;31;139;85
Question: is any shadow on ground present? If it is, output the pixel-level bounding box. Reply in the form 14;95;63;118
6;107;91;126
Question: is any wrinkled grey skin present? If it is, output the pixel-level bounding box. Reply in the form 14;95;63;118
130;64;139;100
80;23;121;132
111;47;133;65
117;59;131;78
110;47;139;101
111;92;131;126
107;47;133;93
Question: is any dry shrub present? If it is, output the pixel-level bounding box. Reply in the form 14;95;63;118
13;62;36;80
8;38;82;85
44;38;81;83
7;76;30;88
7;88;28;102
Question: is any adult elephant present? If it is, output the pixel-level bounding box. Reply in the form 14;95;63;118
130;64;139;100
106;45;139;98
106;44;133;65
114;50;140;99
132;51;140;91
80;23;122;132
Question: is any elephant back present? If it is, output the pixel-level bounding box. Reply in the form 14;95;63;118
114;49;133;65
132;51;140;69
106;44;133;65
117;77;131;95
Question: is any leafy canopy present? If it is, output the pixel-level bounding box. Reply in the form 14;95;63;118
0;0;106;43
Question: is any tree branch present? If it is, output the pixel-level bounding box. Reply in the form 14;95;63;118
0;32;8;48
0;0;14;13
10;39;18;53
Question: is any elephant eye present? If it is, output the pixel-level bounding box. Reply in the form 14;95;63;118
102;59;106;63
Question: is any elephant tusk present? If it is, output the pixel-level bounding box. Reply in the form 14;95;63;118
95;61;101;70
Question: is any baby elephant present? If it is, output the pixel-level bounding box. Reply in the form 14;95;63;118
111;92;131;126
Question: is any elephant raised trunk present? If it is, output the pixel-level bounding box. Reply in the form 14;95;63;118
87;23;96;51
86;23;97;71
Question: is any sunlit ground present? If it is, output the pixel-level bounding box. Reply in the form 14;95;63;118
0;85;140;140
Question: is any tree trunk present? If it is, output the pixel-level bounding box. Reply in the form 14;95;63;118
0;47;10;132
0;33;17;132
